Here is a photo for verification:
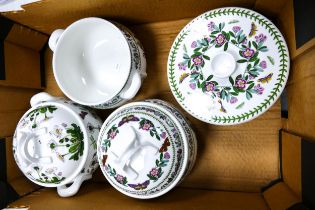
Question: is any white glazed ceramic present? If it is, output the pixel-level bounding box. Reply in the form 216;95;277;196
97;100;197;199
49;17;146;109
167;7;289;125
13;92;102;197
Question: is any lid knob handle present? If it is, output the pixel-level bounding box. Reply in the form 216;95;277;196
30;92;58;107
210;51;236;78
17;130;53;167
109;126;158;180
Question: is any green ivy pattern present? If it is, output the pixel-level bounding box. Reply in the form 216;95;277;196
168;8;289;124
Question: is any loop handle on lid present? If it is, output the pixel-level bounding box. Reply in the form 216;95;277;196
17;131;53;167
49;29;64;52
57;173;92;197
119;71;142;100
30;92;58;107
109;126;159;180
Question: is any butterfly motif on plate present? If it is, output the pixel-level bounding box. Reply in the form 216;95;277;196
258;73;273;84
159;137;170;153
249;22;257;37
218;99;227;113
102;155;108;166
128;180;150;190
118;115;140;127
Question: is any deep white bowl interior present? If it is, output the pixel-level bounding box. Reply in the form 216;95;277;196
53;18;131;105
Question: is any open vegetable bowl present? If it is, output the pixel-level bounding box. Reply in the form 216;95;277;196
97;99;197;199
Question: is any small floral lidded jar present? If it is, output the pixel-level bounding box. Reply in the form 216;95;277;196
13;92;102;197
97;99;197;199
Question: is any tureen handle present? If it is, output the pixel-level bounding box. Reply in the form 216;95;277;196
57;173;92;197
119;71;142;100
30;92;57;107
17;131;53;167
48;29;64;52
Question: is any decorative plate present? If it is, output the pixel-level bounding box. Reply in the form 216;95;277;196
97;102;189;199
167;7;289;125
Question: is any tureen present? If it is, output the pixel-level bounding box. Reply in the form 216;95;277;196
13;92;102;197
49;17;146;109
97;99;197;198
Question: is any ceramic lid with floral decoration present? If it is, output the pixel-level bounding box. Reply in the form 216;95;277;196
97;101;189;199
167;7;289;125
13;102;88;187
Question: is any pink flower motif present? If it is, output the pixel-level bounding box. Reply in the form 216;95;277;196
208;21;215;31
189;83;196;90
205;82;215;92
115;174;125;184
215;34;226;46
230;97;238;104
178;63;187;70
160;132;167;139
255;33;267;43
142;123;151;131
206;37;211;42
150;168;159;177
191;41;197;48
259;61;267;69
192;56;204;66
164;152;170;159
232;26;241;33
242;48;255;59
109;130;117;139
254;84;264;95
235;79;247;89
249;75;255;80
242;38;248;45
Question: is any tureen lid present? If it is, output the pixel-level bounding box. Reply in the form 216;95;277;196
97;101;188;198
167;7;289;125
13;102;88;187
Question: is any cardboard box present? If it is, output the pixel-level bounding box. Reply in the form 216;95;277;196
0;17;47;89
0;0;314;209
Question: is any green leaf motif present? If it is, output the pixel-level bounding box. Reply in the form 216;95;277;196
237;59;247;63
224;42;228;51
267;55;275;65
203;55;210;60
229;76;234;85
228;19;239;24
66;124;84;161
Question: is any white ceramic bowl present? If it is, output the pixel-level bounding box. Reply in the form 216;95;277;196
49;17;146;109
97;99;197;199
13;92;102;197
